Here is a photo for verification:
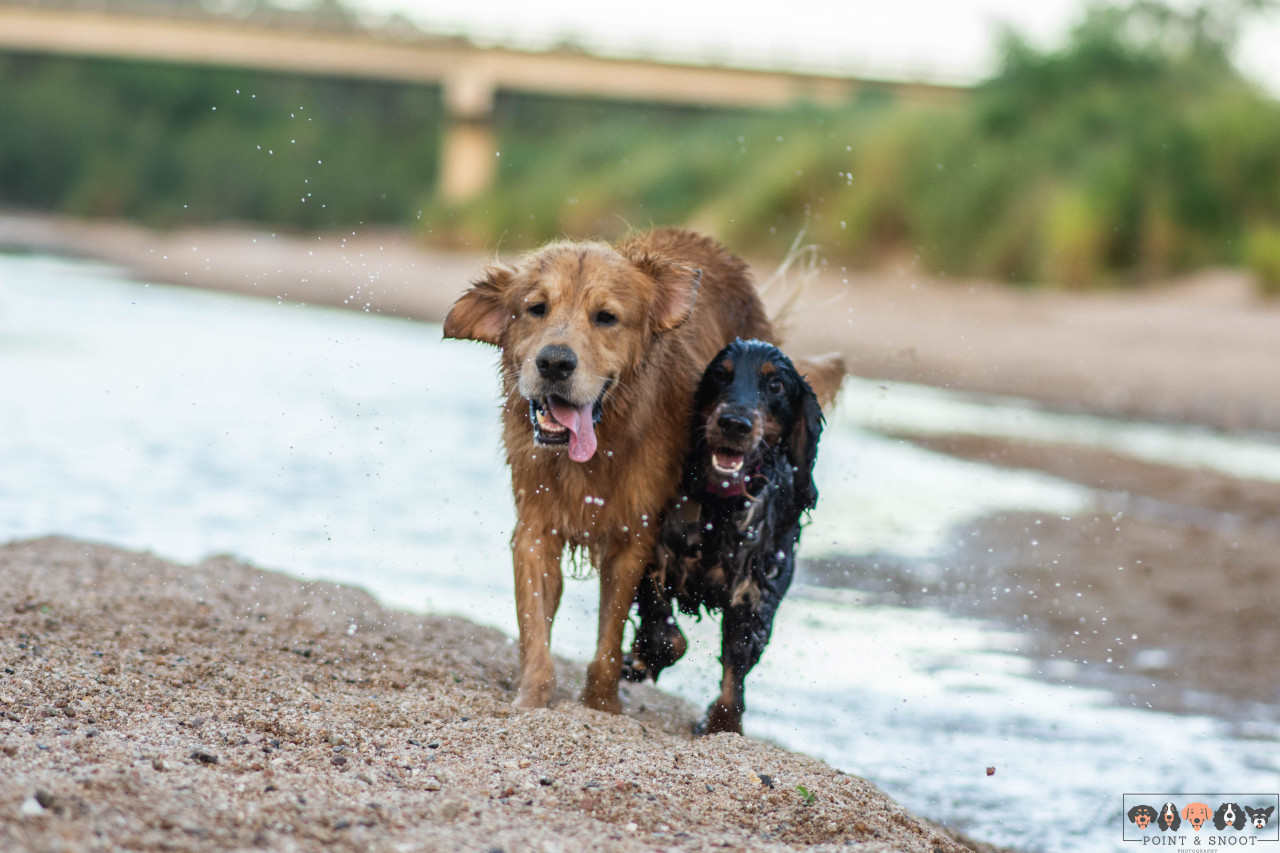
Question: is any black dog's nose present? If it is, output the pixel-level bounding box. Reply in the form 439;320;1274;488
535;345;577;381
717;413;753;440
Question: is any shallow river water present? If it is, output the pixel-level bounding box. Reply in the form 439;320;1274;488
3;253;1278;851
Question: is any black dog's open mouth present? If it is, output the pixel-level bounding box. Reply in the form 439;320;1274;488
705;446;767;498
527;381;610;463
710;449;746;476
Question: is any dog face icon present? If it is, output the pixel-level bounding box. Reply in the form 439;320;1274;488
1215;803;1247;831
1182;802;1212;831
1128;804;1157;830
1158;802;1182;831
1246;805;1276;829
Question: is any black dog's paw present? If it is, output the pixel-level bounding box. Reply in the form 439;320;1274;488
693;701;743;736
620;654;652;683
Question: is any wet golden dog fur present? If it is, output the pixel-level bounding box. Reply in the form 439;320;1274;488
445;228;842;714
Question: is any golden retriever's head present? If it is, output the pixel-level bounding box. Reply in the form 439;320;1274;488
444;240;700;462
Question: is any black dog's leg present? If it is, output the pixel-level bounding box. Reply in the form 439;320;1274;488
622;572;687;683
698;602;775;735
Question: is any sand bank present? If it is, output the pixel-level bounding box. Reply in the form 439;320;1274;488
0;537;1002;852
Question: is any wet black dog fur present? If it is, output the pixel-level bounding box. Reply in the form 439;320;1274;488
624;339;823;734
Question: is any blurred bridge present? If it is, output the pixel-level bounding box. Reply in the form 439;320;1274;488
0;3;962;201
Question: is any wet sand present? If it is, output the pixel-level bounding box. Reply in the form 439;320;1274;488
0;537;1002;853
831;433;1280;720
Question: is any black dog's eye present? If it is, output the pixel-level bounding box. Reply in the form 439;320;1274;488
710;363;731;383
527;302;547;317
767;376;785;396
594;310;617;327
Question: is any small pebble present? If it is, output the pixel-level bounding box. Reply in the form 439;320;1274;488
189;749;220;765
330;756;347;766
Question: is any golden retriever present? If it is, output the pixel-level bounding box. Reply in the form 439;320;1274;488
444;228;778;712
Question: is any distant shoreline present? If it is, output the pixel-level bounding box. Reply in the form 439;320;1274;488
5;210;1280;433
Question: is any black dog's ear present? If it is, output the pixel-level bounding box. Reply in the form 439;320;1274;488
443;265;514;346
787;375;824;511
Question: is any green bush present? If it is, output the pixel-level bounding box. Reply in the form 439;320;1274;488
1245;225;1280;297
428;1;1280;288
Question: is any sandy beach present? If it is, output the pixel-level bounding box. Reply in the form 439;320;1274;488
0;537;1002;853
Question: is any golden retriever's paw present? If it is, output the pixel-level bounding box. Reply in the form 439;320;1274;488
512;675;555;710
580;676;623;715
580;690;623;715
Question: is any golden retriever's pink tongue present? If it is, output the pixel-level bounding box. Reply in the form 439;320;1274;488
547;397;598;462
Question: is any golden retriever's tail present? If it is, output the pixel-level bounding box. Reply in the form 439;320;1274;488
758;230;818;343
760;231;847;411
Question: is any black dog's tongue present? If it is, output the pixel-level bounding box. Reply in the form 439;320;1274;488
546;397;598;462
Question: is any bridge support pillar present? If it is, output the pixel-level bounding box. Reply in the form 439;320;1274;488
440;71;496;203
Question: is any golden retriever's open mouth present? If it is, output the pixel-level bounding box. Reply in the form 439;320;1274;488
528;382;610;463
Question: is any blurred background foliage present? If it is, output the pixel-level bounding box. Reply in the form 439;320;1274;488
0;52;441;226
2;0;1279;287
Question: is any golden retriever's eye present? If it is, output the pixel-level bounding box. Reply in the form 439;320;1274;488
527;302;547;318
594;310;618;327
767;376;785;396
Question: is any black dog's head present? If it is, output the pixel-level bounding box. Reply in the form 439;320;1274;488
1158;802;1181;831
1127;804;1157;830
692;339;823;509
1215;803;1247;831
1247;805;1276;829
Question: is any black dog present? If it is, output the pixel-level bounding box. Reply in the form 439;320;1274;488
1247;805;1275;829
1127;804;1157;830
623;339;823;735
1215;803;1247;831
1158;802;1182;832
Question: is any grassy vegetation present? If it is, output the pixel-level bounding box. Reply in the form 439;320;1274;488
3;0;1280;290
435;0;1280;288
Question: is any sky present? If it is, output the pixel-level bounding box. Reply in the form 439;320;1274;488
341;0;1280;94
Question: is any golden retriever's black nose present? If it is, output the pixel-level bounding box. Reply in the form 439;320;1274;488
536;345;577;381
717;413;753;441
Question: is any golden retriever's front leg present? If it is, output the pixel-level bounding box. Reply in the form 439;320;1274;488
511;523;564;709
582;536;649;714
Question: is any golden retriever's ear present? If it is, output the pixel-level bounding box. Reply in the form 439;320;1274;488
630;253;701;333
444;266;513;345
